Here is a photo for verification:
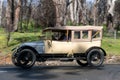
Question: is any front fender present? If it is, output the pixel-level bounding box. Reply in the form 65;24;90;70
12;41;45;54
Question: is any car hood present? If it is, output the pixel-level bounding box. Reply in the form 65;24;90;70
21;41;44;46
17;41;45;54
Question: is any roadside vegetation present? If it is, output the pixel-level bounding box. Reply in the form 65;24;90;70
0;27;42;55
102;37;120;55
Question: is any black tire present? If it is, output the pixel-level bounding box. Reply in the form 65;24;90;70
12;52;20;66
76;60;88;67
87;49;104;67
17;49;36;69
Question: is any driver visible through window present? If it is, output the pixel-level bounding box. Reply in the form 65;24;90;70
52;31;71;41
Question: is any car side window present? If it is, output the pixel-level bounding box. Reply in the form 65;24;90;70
73;30;89;40
82;30;88;39
92;30;100;38
92;30;101;40
74;31;80;39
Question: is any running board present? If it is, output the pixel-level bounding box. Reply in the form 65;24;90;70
46;58;74;62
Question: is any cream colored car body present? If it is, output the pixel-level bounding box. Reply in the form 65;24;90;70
45;40;101;54
44;26;103;55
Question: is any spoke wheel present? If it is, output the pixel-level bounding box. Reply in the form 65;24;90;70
12;52;20;66
17;49;36;69
87;49;104;67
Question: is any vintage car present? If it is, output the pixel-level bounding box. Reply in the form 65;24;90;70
12;26;106;69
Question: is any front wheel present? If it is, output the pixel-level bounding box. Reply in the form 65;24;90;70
87;49;104;67
17;49;36;69
12;52;20;66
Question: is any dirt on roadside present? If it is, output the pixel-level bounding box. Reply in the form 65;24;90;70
0;54;120;66
0;54;12;65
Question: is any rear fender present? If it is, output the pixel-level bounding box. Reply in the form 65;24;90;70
85;46;106;56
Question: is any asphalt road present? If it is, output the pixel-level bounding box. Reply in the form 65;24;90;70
0;64;120;80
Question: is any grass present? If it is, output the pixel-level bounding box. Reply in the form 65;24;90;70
102;37;120;55
0;27;120;56
0;28;42;55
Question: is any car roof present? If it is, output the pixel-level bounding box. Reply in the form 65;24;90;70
43;26;103;32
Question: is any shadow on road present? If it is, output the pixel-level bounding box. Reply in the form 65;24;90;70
0;64;120;80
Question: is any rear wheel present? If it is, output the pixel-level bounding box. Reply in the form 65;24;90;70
17;49;36;69
87;49;104;67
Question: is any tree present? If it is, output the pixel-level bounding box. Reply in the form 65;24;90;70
32;0;87;27
6;0;14;46
33;0;56;27
93;0;100;26
19;0;27;32
52;0;87;26
69;0;86;25
25;0;33;30
0;0;3;26
6;0;14;32
14;0;22;31
52;0;67;27
114;0;120;31
106;0;116;32
93;0;107;26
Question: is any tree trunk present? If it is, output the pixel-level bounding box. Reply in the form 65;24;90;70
107;0;116;32
52;0;67;27
69;0;86;25
0;0;3;26
6;0;14;32
69;0;74;23
93;0;100;26
19;0;27;32
80;0;87;25
14;0;21;32
6;0;14;46
26;0;33;30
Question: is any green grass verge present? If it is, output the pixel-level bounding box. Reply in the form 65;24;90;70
102;37;120;55
0;28;42;55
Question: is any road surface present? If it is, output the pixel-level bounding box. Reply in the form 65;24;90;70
0;64;120;80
